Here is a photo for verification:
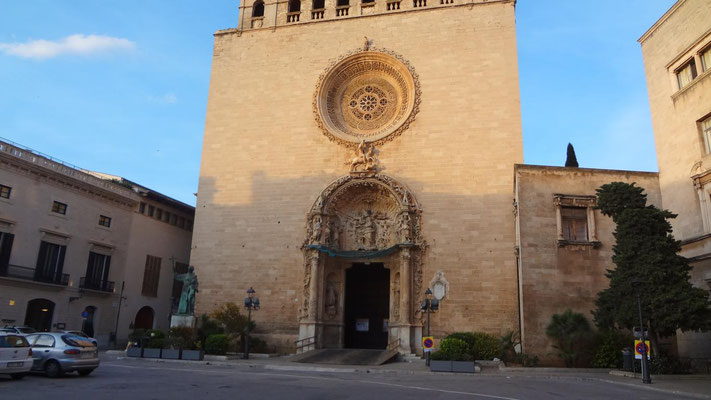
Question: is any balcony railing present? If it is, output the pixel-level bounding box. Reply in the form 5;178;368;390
287;11;301;23
79;277;115;293
0;264;69;286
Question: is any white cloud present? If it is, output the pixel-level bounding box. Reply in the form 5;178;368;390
0;34;135;59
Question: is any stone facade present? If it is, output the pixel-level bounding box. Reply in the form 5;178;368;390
515;165;661;364
639;0;711;358
193;0;522;353
0;140;194;347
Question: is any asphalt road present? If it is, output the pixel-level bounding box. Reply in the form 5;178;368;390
0;359;701;400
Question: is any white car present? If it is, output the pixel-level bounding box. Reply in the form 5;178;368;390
0;332;33;379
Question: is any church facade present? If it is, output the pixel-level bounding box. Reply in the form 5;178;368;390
191;0;710;361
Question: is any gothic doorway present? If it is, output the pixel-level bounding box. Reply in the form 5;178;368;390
133;306;154;330
344;263;390;349
24;298;54;332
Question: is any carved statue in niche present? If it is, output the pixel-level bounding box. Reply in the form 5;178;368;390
398;213;411;243
325;275;338;318
322;220;332;246
309;215;322;244
376;219;390;249
349;140;378;173
392;272;400;321
357;210;376;250
330;222;341;249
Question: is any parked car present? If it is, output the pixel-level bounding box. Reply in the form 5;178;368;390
1;326;37;335
56;331;98;346
0;332;33;380
26;332;99;378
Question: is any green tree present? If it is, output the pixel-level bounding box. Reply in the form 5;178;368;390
210;302;254;352
545;309;592;367
593;182;711;355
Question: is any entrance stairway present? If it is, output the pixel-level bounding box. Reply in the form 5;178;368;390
291;348;399;366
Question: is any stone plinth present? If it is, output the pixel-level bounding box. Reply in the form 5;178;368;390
170;314;196;329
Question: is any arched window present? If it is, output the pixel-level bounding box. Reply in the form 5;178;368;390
288;0;301;12
133;306;154;330
312;0;325;9
252;0;265;17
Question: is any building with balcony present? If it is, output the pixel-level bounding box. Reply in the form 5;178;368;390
0;139;194;347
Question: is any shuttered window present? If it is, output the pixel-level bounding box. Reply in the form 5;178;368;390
141;255;162;297
35;241;66;283
0;232;14;275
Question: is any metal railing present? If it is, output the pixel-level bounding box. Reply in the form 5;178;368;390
295;336;316;353
0;264;69;286
79;277;115;293
387;337;401;351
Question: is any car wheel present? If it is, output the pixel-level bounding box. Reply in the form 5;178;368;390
10;373;26;380
44;360;63;378
77;369;94;377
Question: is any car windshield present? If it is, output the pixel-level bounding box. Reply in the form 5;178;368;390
61;334;96;348
17;327;36;334
0;335;30;347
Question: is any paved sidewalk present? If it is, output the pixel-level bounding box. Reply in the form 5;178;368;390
103;351;711;399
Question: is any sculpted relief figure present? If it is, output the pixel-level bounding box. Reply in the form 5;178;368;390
376;219;390;249
349;140;378;173
331;222;341;249
309;215;322;244
358;210;376;249
325;278;338;318
398;213;411;243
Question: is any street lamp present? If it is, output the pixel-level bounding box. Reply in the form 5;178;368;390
243;287;260;360
420;288;439;366
631;279;652;384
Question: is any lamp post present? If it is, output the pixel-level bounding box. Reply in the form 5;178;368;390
243;287;260;360
420;288;439;366
632;279;652;384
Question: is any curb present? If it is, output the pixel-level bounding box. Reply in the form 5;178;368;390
609;369;711;381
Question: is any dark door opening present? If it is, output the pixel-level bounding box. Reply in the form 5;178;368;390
344;263;389;349
134;306;154;330
24;298;55;331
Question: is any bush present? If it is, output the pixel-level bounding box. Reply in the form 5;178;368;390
500;330;521;364
205;334;229;355
516;352;539;367
444;332;501;360
128;329;146;345
168;326;195;349
546;310;593;367
247;337;269;354
643;354;692;375
591;330;632;368
431;337;472;361
197;314;224;350
145;329;166;348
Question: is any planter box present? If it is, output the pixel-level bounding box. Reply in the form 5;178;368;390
452;361;476;373
161;349;181;359
126;347;142;358
143;348;162;358
429;360;453;372
181;350;204;361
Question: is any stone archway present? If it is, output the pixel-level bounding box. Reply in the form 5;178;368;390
299;174;424;353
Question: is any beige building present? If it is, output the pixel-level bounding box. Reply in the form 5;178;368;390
0;139;194;347
514;165;661;363
193;0;522;353
639;0;711;358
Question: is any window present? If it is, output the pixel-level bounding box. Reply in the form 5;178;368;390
676;59;698;89
170;214;178;226
312;0;325;9
147;205;155;217
0;232;14;275
34;241;67;283
554;194;599;247
98;215;111;228
84;252;111;291
288;0;301;12
163;211;170;223
702;116;711;154
156;208;163;220
561;207;588;241
252;0;265;17
186;220;193;231
142;255;162;297
51;201;67;215
701;46;711;72
139;202;146;214
178;217;185;229
31;334;55;348
0;184;11;199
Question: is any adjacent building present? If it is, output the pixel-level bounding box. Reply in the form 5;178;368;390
639;0;711;358
0;139;194;347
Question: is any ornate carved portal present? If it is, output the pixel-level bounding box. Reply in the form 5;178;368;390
298;174;424;353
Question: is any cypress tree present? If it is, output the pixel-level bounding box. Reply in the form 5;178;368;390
565;143;579;167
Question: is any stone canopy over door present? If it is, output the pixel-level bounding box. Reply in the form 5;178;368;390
299;173;425;353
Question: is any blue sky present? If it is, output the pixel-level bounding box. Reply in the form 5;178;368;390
0;1;675;205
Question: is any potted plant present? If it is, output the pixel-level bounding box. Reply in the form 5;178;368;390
142;329;165;358
429;337;476;373
126;329;145;357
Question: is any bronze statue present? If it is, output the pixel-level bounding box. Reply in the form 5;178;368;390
174;265;199;315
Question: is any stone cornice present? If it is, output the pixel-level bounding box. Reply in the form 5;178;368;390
638;0;686;44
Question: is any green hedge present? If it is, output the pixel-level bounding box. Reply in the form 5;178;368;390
444;332;501;360
431;337;472;361
205;334;229;355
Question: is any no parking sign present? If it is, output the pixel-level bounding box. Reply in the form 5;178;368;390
634;340;650;360
422;336;434;352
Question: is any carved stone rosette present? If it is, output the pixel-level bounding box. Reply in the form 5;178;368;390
313;48;422;148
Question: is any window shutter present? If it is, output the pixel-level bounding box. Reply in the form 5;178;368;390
35;241;49;280
0;233;14;274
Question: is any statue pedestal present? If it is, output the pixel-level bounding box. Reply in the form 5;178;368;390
170;314;196;329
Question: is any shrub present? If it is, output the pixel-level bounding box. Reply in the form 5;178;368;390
168;326;195;349
431;337;472;361
197;314;224;350
205;334;229;355
444;332;500;360
128;329;146;345
516;352;539;367
591;330;632;368
248;337;269;354
500;330;521;364
546;310;593;367
145;329;166;348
